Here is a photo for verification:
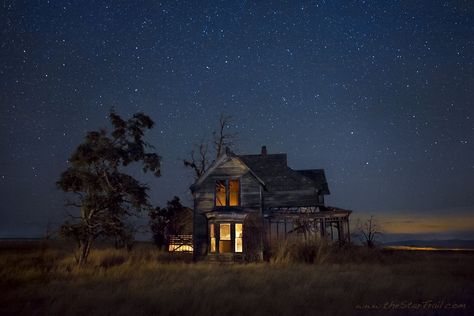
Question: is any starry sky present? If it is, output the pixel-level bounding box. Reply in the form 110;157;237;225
1;1;473;240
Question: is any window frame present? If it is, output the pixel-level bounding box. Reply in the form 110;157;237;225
234;223;243;253
209;223;216;253
213;177;241;207
208;222;244;254
214;180;227;207
218;223;232;253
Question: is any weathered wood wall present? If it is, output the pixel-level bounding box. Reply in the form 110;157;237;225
192;156;342;261
263;189;319;208
193;157;262;260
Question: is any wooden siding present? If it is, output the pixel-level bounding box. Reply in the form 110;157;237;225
240;172;261;208
193;157;262;260
195;158;261;213
263;189;319;207
192;155;342;261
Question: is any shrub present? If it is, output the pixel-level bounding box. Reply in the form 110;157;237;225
270;237;330;264
98;253;127;268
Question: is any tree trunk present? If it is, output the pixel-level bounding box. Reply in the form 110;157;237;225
78;238;93;265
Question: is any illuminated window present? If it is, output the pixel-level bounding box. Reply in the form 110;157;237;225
220;224;231;240
215;180;226;206
219;223;232;253
235;223;243;252
215;179;240;207
210;223;216;253
229;179;240;206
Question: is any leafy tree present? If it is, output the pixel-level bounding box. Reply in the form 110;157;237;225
149;196;192;249
57;111;161;265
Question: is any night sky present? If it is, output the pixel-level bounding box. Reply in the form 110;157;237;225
1;1;473;240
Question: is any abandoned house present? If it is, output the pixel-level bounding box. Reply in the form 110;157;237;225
190;146;351;261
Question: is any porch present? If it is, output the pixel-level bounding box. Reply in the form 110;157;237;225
264;206;352;246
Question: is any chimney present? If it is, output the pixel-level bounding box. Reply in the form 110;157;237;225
261;145;267;156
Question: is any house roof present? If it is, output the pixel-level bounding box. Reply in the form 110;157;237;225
237;153;330;194
190;153;265;192
190;148;330;195
295;169;330;195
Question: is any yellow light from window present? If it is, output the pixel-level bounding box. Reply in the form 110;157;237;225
210;223;216;252
219;223;232;253
220;223;231;240
215;180;226;206
235;223;243;252
229;179;240;206
168;244;193;252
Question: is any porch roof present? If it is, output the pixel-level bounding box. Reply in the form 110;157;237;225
204;209;250;221
264;205;352;220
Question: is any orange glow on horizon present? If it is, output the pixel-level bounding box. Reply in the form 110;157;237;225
385;246;474;251
353;211;474;235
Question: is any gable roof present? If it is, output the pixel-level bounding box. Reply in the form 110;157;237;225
191;148;330;195
238;154;330;194
190;153;265;192
295;169;330;195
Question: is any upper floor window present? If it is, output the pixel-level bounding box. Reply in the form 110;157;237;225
215;179;240;207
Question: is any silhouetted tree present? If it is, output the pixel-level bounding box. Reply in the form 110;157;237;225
213;113;237;158
183;114;237;179
57;111;161;265
183;142;209;179
149;196;192;249
356;215;382;248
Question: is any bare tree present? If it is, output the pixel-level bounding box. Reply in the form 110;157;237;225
213;114;237;158
184;114;237;179
183;142;209;179
356;215;382;248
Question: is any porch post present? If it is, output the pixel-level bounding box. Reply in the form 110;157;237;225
337;220;342;244
320;218;326;237
276;220;279;241
347;218;351;243
268;219;272;242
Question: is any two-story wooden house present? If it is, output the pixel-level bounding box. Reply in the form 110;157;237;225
190;146;351;261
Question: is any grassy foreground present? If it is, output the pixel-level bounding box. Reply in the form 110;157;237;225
0;241;473;316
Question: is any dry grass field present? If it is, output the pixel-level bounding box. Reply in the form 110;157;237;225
1;240;473;316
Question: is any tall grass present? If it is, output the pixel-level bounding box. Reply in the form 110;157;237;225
270;237;330;264
1;240;473;315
